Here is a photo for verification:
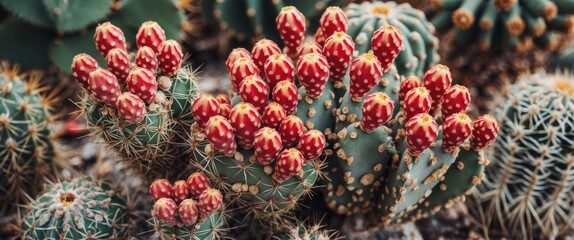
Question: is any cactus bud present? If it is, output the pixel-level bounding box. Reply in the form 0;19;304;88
94;22;126;57
360;92;395;132
226;48;252;72
106;48;130;82
441;85;471;120
172;180;189;204
349;53;383;102
323;32;354;83
149;179;173;201
205;116;237;156
403;87;432;121
405;113;439;157
297;53;330;98
88;68;121;106
192;94;221;129
153;198;178;226
297;129;326;162
116;92;147;124
279;115;305;147
239;75;270;113
135;46;158;75
442;113;473;152
276;6;306;56
136;21;166;53
71;53;99;90
216;94;231;105
219;103;231;118
272;80;299;114
126;67;158;104
197;188;223;218
319;6;348;40
158;40;183;76
254;127;283;165
264;54;295;90
251;39;282;72
178;199;199;226
399;76;422;104
371;25;403;71
273;148;305;183
470;115;499;151
229;57;259;92
262;102;287;129
423;64;452;111
187;172;211;197
297;42;323;58
229;102;262;149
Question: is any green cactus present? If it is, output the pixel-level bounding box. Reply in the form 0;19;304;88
295;83;337;136
430;0;574;52
0;0;186;72
161;67;201;131
474;71;574;239
558;47;574;71
151;210;226;240
274;221;337;240
345;1;440;78
22;177;131;239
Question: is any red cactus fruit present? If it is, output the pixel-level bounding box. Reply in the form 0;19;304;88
403;87;432;121
226;48;252;72
323;32;354;83
371;25;403;72
264;54;295;90
239;75;270;113
197;188;223;218
172;180;190;204
442;113;473;153
423;64;453;111
279;115;305;147
178;199;199;226
262;102;287;129
297;129;326;162
136;21;166;53
273;148;305;183
319;6;348;40
251;39;282;72
399;76;422;103
253;127;283;165
116;92;147;124
229;102;262;149
126;67;158;104
349;53;383;102
158;40;183;76
219;103;231;118
105;48;130;82
405;113;439;157
71;53;99;89
272;80;299;114
229;57;260;92
205;116;237;156
153;198;178;226
135;46;158;75
187;172;211;197
88;68;121;106
298;42;323;58
360;92;395;132
470;115;499;151
276;6;306;56
191;94;220;129
94;22;126;57
441;85;471;120
149;179;173;201
297;53;330;99
216;94;231;105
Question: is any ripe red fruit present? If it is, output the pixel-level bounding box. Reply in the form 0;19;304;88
323;32;354;83
149;179;173;201
135;46;158;75
172;180;190;204
272;80;299;114
88;68;121;106
264;54;295;90
178;199;199;226
399;76;422;104
191;94;221;129
405;113;439;157
229;57;259;92
276;6;306;56
360;92;395;133
251;39;281;72
297;130;326;162
470;115;499;151
229;102;262;149
205;116;237;156
94;22;126;57
116;92;147;124
423;64;453;111
239;75;269;113
297;42;323;58
215;94;231;105
262;102;287;129
187;172;211;197
219;103;231;118
319;6;348;40
197;188;223;218
297;53;330;99
136;21;166;53
158;40;183;76
71;53;99;90
403;87;432;121
278;115;305;147
106;48;130;82
371;25;403;72
126;67;158;104
153;198;178;226
442;113;473;152
273;148;305;183
253;127;283;165
349;53;383;102
441;85;471;120
226;48;252;72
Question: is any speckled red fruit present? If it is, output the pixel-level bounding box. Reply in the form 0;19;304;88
405;113;439;157
323;32;354;83
279;115;305;147
229;57;259;92
158;40;183;76
297;129;326;162
116;92;147;124
360;92;395;132
71;53;98;89
276;6;306;56
239;75;269;113
441;85;471;120
262;102;287;129
192;94;221;129
172;180;189;204
135;46;158;74
106;48;130;82
252;39;281;72
153;198;178;226
442;113;473;152
423;64;452;110
349;53;383;101
273;148;305;183
126;67;158;104
314;26;326;46
187;172;211;197
297;53;330;99
264;54;294;90
319;7;348;41
136;21;166;53
197;188;223;218
219;103;231;118
371;25;403;72
253;127;283;165
297;42;323;58
226;48;252;72
216;94;231;105
229;102;261;149
399;76;422;103
470;115;499;151
272;80;299;114
205;116;237;156
403;87;432;121
88;68;121;106
178;199;199;226
149;179;173;201
94;22;126;57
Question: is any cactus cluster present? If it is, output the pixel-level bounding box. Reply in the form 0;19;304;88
22;177;131;239
474;71;574;239
149;173;225;240
0;0;187;72
73;22;199;179
430;0;574;52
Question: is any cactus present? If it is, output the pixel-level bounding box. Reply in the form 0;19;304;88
22;177;131;239
274;221;337;240
430;0;574;52
0;0;187;72
473;71;574;239
558;47;574;71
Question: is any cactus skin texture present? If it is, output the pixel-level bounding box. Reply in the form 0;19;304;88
472;71;574;239
273;221;337;240
22;177;130;239
430;0;574;52
344;1;440;78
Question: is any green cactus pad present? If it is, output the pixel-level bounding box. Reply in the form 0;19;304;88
110;0;185;40
161;67;200;129
43;0;113;33
295;82;336;136
0;20;54;69
0;0;53;28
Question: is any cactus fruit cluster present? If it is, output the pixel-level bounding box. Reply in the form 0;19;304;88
474;71;574;239
22;177;131;239
430;0;574;52
149;173;225;240
74;22;200;179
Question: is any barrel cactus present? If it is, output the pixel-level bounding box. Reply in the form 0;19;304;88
474;71;574;239
22;177;131;239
